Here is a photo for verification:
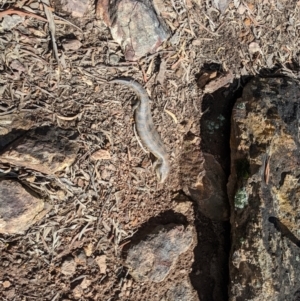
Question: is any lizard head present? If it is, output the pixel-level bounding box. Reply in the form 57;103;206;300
155;160;170;183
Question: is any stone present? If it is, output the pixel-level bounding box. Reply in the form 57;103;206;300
125;224;193;283
227;77;300;301
97;0;170;61
180;138;229;221
194;153;229;221
0;180;47;234
0;112;35;148
0;126;79;174
61;0;89;18
165;280;199;301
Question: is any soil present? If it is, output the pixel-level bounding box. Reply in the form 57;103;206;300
0;0;299;300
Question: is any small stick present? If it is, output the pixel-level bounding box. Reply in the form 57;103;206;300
0;8;48;22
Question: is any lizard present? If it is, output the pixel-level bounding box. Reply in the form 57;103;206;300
110;78;170;183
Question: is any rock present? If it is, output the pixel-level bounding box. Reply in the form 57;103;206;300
61;0;89;18
227;77;300;301
62;39;82;51
0;126;79;174
97;0;170;61
125;224;193;283
0;180;47;234
180;137;229;221
165;280;199;301
194;153;229;221
0;112;35;148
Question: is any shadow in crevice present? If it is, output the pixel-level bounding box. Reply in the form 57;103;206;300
0;128;28;151
269;216;300;248
188;68;252;301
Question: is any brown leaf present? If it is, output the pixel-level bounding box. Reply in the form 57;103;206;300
156;59;167;85
91;149;111;161
95;255;107;274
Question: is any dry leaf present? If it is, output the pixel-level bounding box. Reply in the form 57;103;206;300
3;281;11;288
95;255;107;274
248;42;262;55
84;243;94;256
91;149;111;161
80;277;91;289
156;59;167;85
61;257;76;276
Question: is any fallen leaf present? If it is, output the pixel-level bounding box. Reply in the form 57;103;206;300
61;257;76;276
156;59;167;85
95;255;107;274
248;42;262;55
84;243;94;256
91;149;111;161
3;280;11;288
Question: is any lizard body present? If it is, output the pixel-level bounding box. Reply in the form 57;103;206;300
110;78;170;183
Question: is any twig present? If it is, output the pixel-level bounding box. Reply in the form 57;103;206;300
0;8;48;22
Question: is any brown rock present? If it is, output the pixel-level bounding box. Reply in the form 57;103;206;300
125;224;193;282
0;180;47;234
0;126;79;174
193;153;229;221
180;139;229;221
98;0;170;61
228;77;300;301
61;0;89;18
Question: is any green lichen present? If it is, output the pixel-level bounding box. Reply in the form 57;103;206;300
234;187;248;209
236;102;246;110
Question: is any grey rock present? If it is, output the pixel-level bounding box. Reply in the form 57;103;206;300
98;0;170;61
0;180;48;234
165;280;199;301
125;224;193;282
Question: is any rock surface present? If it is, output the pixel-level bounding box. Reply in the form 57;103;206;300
195;152;229;221
125;224;193;283
0;112;35;148
165;279;199;301
228;77;300;301
0;180;47;234
98;0;170;61
180;137;229;221
0;126;79;174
